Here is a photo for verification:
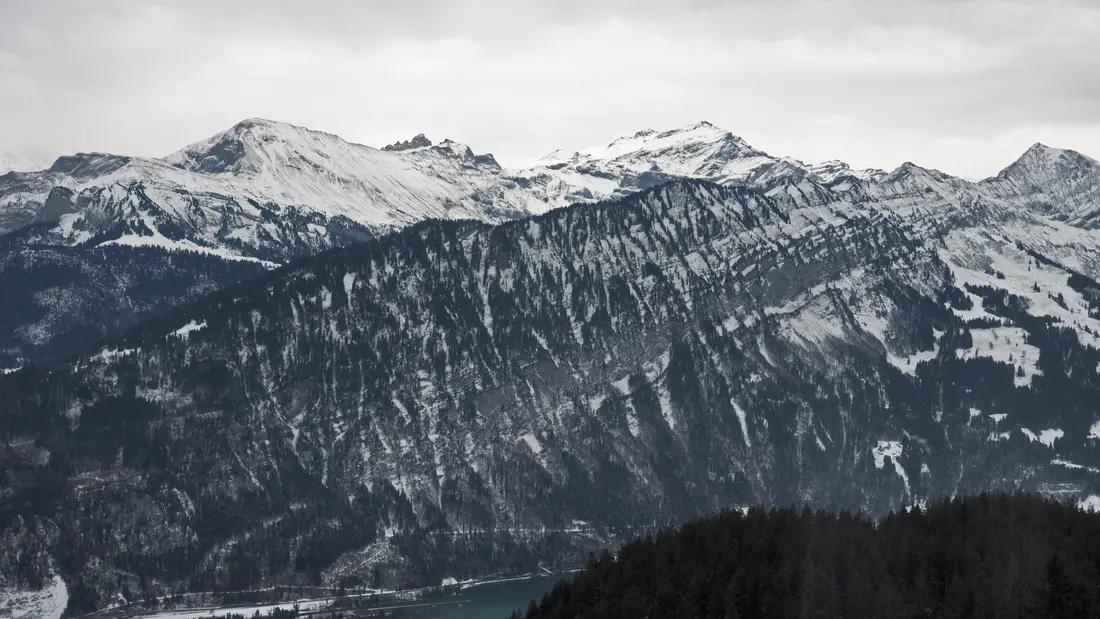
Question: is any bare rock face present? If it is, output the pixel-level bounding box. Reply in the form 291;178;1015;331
382;133;434;152
33;187;77;223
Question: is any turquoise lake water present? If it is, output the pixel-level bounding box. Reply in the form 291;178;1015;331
402;576;565;619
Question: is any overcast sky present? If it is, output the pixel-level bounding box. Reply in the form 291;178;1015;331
1;0;1098;178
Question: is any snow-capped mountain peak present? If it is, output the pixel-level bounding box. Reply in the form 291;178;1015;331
976;142;1100;225
994;142;1100;183
0;118;535;259
810;159;887;184
506;121;897;212
434;138;477;160
883;161;959;183
163;117;363;175
582;120;758;162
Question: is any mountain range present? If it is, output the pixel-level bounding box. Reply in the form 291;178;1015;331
0;119;873;255
4;118;1097;370
2;118;1100;616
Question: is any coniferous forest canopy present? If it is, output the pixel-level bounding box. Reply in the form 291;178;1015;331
521;494;1100;619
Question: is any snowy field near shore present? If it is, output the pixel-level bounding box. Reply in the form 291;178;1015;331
0;575;68;619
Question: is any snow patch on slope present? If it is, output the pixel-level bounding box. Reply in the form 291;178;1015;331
956;327;1041;386
872;440;910;495
91;347;138;362
0;574;68;619
948;239;1100;350
103;232;276;266
731;400;752;448
172;320;207;338
1038;428;1064;447
1021;428;1063;447
1079;495;1100;512
519;433;543;456
1052;460;1100;474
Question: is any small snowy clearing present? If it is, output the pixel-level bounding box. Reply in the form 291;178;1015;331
1021;428;1063;447
91;347;138;362
102;232;276;267
519;433;543;455
872;440;902;469
0;575;68;619
1052;460;1100;474
955;327;1041;387
949;241;1100;350
171;320;207;338
1079;496;1100;512
1038;428;1064;447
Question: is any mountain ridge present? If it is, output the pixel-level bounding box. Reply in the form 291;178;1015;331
4;118;1097;252
2;117;1098;369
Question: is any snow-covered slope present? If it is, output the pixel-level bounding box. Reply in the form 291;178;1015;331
0;119;527;261
510;121;807;212
979;143;1100;227
161;118;520;224
810;160;887;184
0;574;67;619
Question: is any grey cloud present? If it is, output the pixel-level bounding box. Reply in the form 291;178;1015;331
0;0;1097;179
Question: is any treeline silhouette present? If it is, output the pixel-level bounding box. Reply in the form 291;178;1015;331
519;494;1100;619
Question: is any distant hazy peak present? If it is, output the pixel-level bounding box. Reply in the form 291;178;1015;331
0;149;56;174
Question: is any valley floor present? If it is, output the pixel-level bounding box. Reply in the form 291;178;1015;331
78;566;581;619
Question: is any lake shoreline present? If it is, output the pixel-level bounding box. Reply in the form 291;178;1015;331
116;569;581;619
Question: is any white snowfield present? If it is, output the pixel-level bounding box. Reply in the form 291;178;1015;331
0;575;68;619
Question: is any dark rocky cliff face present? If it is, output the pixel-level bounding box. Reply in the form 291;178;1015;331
2;179;1100;613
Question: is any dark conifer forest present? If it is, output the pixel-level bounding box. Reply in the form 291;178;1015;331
519;494;1100;619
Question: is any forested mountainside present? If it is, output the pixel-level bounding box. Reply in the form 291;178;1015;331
521;494;1100;619
4;160;1100;615
0;226;266;367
